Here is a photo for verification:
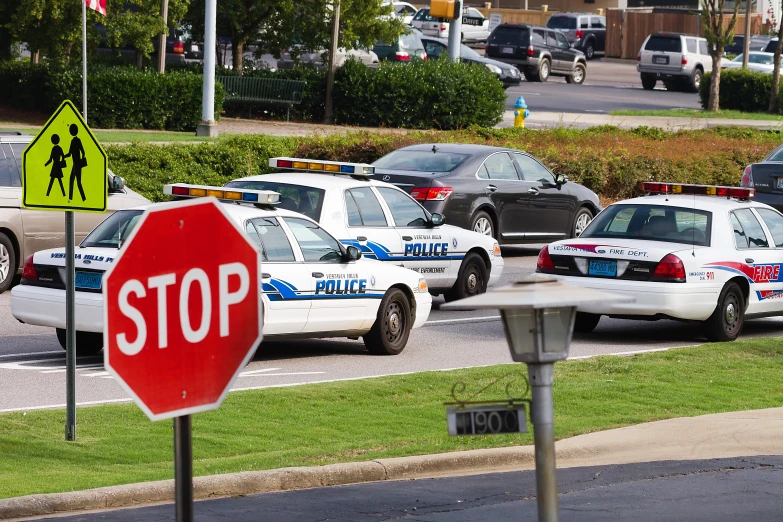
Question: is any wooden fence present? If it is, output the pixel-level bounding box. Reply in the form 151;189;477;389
475;5;555;25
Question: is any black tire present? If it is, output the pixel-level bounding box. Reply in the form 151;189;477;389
537;58;550;82
470;210;495;238
641;73;656;90
703;282;745;342
0;232;16;294
574;312;601;333
571;207;594;237
565;63;586;85
584;40;595;60
689;68;703;93
363;288;411;355
444;253;488;303
523;69;536;82
56;329;104;356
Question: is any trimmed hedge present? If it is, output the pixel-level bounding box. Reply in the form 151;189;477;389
105;126;781;203
0;62;225;131
699;69;781;113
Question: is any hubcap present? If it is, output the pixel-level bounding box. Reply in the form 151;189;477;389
541;62;549;78
575;213;591;236
467;272;478;292
694;73;701;88
385;301;404;343
0;244;9;282
474;217;492;236
573;67;584;83
724;302;736;324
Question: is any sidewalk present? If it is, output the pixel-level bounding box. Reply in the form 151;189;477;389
3;407;782;520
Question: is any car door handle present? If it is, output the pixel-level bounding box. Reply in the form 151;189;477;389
356;236;367;242
486;184;498;192
312;272;324;278
402;236;413;241
528;188;540;195
261;273;272;279
745;258;754;264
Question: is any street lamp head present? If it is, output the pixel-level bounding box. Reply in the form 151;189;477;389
441;274;633;364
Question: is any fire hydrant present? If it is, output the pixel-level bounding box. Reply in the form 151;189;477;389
514;96;530;128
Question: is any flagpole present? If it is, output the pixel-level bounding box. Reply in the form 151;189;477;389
82;0;87;122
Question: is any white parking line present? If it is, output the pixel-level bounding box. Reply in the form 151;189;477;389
239;367;282;376
0;351;63;360
239;371;325;378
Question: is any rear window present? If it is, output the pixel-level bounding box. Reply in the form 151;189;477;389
413;8;444;22
400;31;423;50
547;16;577;29
766;144;783;161
489;26;529;46
224;180;325;221
581;204;712;246
644;36;682;53
373;150;470;172
82;210;144;248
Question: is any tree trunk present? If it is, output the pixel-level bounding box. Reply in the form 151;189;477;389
232;40;244;71
0;27;12;61
708;51;722;111
31;50;39;64
136;51;143;69
769;24;783;113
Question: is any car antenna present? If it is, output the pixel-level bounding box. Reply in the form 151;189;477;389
431;145;438;154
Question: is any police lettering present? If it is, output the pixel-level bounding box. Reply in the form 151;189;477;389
315;278;368;295
404;243;449;257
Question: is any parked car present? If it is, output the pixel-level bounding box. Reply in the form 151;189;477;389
394;1;418;24
763;37;782;53
420;35;521;87
0;131;149;293
372;144;601;244
411;7;491;42
486;23;587;84
545;12;606;60
741;142;783;212
373;29;427;62
721;52;779;73
95;25;197;65
278;47;379;69
725;34;772;55
637;32;709;92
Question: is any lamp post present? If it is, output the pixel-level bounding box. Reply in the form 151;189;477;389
442;273;631;522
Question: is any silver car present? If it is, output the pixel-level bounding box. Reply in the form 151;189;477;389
277;47;379;69
637;32;709;92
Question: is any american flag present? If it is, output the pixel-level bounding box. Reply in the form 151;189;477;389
85;0;106;16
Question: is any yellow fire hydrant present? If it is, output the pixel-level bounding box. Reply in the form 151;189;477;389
514;96;530;128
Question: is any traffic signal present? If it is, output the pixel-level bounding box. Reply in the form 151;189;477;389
430;0;456;18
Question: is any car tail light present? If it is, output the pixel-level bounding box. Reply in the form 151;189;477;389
637;53;641;61
575;29;583;39
22;255;37;282
681;55;688;65
537;247;555;272
651;254;686;282
440;23;448;32
395;51;410;61
410;186;453;201
173;41;184;54
526;45;534;56
485;44;489;53
422;52;427;61
741;165;754;187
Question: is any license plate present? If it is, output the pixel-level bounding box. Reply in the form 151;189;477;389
502;47;514;54
654;55;669;65
588;260;617;277
777;178;783;189
75;271;102;290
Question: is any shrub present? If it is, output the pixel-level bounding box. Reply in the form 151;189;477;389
331;58;506;130
700;69;776;113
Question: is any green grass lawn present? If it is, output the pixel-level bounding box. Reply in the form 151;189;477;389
610;109;783;121
2;339;783;499
0;127;221;144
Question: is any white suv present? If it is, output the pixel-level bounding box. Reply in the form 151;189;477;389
637;32;709;92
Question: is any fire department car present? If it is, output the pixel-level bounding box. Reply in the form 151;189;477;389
224;157;504;302
10;183;432;356
536;182;783;342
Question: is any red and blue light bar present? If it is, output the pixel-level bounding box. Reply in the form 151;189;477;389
163;184;281;205
269;157;375;176
643;182;755;199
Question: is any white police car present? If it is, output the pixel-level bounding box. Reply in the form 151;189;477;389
225;157;504;301
537;182;783;342
10;185;432;356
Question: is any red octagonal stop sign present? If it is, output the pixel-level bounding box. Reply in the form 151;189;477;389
103;198;262;421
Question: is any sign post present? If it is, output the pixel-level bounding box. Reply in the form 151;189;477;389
22;99;108;441
104;198;262;521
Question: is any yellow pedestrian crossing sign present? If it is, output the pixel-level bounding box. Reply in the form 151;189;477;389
23;100;107;213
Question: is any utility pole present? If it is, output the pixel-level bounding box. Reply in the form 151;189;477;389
447;0;463;61
197;0;218;136
742;0;752;69
324;0;341;124
157;0;169;74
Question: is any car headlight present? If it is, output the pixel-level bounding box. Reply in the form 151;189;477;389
485;63;502;75
509;67;520;76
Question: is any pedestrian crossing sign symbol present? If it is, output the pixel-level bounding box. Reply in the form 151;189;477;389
22;100;107;213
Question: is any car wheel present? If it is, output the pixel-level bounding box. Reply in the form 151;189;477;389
470;211;495;238
565;63;586;85
703;282;745;342
523;70;536;81
444;253;488;302
538;58;550;82
363;288;411;355
690;68;702;93
56;329;104;356
0;232;15;293
574;312;601;333
584;41;595;60
641;73;656;90
572;207;594;237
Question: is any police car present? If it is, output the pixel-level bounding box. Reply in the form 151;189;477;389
536;182;783;342
10;184;432;356
224;157;504;301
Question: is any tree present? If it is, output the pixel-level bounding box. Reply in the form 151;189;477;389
701;0;740;111
0;0;22;61
769;7;783;113
10;0;90;67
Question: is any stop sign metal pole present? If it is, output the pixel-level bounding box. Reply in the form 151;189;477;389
174;415;193;522
65;211;76;441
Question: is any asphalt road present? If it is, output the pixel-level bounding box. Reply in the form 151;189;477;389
504;59;702;114
3;246;783;413
34;456;783;521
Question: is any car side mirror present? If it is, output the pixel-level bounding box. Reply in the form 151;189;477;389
555;174;568;185
429;213;444;227
346;245;362;261
109;175;125;193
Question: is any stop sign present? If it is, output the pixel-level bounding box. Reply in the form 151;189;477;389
104;198;262;421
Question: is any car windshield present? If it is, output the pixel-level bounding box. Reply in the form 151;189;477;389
224;180;325;220
373;150;470;172
81;210;144;249
581;204;712;246
547;16;576;29
733;53;775;64
645;36;682;52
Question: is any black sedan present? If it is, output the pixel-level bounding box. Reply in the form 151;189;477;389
419;36;522;87
372;144;601;244
742;143;783;212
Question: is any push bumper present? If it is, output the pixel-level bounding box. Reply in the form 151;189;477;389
558;276;720;321
489;255;504;288
10;285;104;333
413;291;433;329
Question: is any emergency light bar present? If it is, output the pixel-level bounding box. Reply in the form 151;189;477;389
163;184;281;205
269;157;375;176
643;182;755;199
